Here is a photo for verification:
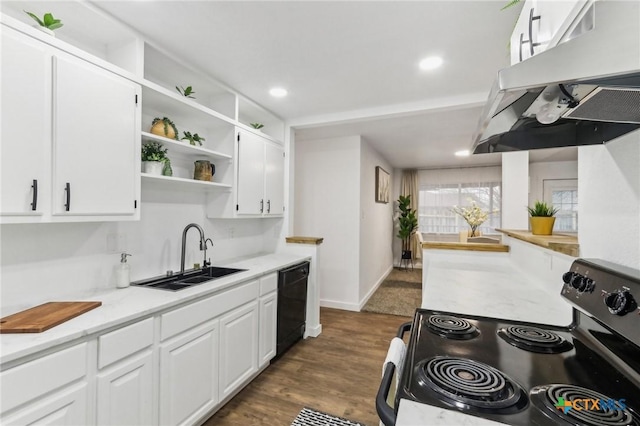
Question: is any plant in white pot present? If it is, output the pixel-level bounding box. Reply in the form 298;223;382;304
527;201;559;235
141;141;168;175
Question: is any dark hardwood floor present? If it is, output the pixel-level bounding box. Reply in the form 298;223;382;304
204;307;409;426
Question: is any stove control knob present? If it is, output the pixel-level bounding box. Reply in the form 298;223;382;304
562;272;576;284
604;290;637;316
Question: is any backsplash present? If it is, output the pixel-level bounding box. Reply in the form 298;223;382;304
0;198;281;314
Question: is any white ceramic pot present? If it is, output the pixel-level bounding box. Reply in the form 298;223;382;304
142;161;164;175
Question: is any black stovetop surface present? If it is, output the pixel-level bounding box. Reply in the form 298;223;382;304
397;308;640;425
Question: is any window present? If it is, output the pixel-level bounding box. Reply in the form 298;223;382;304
544;179;578;232
418;182;501;234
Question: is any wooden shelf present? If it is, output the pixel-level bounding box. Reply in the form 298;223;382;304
422;241;510;253
496;229;579;257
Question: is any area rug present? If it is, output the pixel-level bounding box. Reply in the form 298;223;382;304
291;407;366;426
361;267;422;317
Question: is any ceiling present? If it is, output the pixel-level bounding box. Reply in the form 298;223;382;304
41;1;582;168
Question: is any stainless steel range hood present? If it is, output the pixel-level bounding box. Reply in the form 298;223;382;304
472;0;640;154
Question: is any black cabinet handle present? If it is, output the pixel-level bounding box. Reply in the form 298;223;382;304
31;179;38;211
260;199;264;213
64;182;71;211
267;200;271;213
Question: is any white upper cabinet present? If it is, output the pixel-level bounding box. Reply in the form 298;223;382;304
510;0;588;65
52;53;139;217
0;26;51;220
0;24;141;223
235;129;285;217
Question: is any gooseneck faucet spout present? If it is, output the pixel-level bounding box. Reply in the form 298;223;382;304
180;223;207;275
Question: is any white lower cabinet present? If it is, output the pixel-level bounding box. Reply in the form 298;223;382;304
0;343;89;425
259;273;278;368
96;351;154;426
160;320;219;426
219;301;259;400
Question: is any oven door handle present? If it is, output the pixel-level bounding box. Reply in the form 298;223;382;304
376;321;412;426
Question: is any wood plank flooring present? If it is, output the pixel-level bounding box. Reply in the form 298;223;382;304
204;307;410;426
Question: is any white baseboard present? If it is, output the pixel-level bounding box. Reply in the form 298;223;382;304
320;299;361;311
358;264;394;310
304;324;322;338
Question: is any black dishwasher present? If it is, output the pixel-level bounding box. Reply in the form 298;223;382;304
276;261;310;358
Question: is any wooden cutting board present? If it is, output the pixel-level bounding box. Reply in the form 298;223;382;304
0;301;102;333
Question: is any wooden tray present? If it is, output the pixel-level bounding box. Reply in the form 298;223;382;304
0;301;102;333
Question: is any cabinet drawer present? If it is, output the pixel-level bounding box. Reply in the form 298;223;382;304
1;343;87;413
161;279;259;341
98;317;154;369
259;273;277;296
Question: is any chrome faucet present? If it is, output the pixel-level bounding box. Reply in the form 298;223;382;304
180;223;212;274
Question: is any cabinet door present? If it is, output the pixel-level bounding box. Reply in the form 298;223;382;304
264;142;285;216
52;54;139;217
219;301;259;399
0;28;51;219
1;383;88;426
259;291;278;368
96;351;154;426
159;320;219;426
236;130;265;215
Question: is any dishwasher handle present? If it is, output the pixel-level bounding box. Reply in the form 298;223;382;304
376;322;411;426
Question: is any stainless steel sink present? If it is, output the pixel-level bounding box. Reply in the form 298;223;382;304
131;266;247;291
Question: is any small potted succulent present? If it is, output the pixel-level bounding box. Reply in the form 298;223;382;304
25;11;63;36
182;131;206;146
250;123;264;130
527;201;559;235
150;117;179;140
141;141;169;175
175;85;196;99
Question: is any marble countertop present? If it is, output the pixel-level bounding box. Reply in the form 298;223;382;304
397;400;507;426
0;252;309;366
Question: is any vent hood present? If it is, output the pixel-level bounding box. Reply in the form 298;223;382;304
472;0;640;154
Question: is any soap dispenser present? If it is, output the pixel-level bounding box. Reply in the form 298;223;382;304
116;253;132;289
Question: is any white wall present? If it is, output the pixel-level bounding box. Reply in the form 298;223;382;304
0;190;272;314
502;151;530;229
578;132;640;268
293;135;361;309
359;139;394;304
528;160;578;206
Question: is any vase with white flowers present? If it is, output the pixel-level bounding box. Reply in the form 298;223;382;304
452;201;491;238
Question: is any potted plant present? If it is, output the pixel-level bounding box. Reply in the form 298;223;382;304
175;85;196;99
141;141;169;175
182;131;206;146
396;195;418;261
250;123;264;130
25;11;63;36
150;117;179;140
452;201;491;238
527;201;559;235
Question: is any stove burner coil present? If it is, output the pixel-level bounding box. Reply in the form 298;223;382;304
498;325;573;353
419;356;525;411
531;384;640;426
426;315;479;340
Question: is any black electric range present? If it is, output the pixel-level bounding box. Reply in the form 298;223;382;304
377;258;640;426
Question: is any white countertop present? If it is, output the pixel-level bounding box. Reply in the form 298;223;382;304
421;253;573;326
396;400;507;426
0;252;308;366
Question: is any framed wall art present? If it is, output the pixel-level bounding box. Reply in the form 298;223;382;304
375;166;390;203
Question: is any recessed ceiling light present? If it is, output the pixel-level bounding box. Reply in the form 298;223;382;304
455;150;470;157
419;56;443;71
269;87;288;98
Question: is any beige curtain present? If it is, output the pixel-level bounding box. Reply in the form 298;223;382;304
400;169;420;260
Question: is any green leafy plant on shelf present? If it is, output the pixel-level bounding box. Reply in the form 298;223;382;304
396;195;418;260
250;123;264;130
501;0;522;10
141;141;168;163
527;201;559;217
25;11;63;30
175;85;196;99
182;131;206;146
150;117;179;140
